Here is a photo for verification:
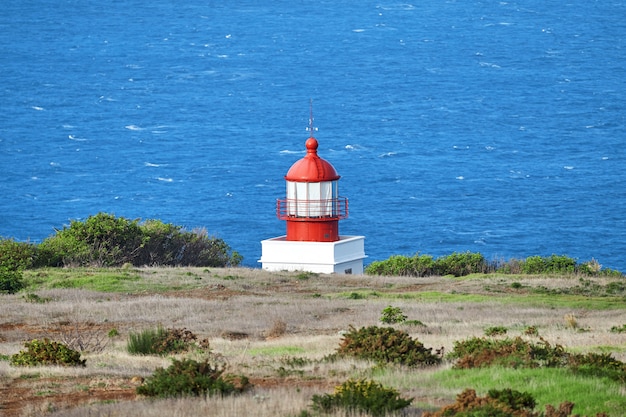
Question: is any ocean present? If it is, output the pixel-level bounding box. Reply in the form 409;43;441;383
1;1;625;271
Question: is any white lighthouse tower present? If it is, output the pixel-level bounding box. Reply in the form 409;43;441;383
259;115;366;274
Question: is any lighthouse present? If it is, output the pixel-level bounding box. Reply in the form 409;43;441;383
260;114;366;274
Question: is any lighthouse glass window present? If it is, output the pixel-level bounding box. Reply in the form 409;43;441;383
287;180;338;217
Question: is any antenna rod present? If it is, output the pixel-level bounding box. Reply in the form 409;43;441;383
309;98;314;137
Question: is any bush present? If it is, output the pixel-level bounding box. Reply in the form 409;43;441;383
35;213;242;268
421;388;604;417
610;324;626;334
336;325;441;366
365;252;624;278
449;336;626;383
520;254;577;275
10;338;86;367
137;358;249;398
568;352;626;384
36;213;144;267
0;238;35;270
127;326;209;356
0;267;25;294
0;238;34;294
365;253;435;276
435;251;487;276
484;326;508;336
365;251;488;277
136;220;240;267
311;378;412;417
380;306;407;324
449;336;569;369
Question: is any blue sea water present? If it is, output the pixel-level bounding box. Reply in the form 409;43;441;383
1;1;625;271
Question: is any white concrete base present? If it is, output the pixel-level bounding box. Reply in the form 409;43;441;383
259;235;366;274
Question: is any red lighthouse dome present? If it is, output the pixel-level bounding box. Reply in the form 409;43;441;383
277;136;348;242
285;138;340;182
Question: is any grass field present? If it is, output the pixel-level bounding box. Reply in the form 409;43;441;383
1;267;625;416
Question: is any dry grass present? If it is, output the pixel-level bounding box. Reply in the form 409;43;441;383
1;267;625;416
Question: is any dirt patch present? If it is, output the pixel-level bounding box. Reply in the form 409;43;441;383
0;376;139;417
0;374;333;416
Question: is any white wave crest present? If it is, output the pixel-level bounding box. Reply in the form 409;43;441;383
125;125;145;131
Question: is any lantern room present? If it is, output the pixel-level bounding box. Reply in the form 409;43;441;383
277;137;348;242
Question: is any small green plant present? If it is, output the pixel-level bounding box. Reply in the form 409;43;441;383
22;293;51;303
524;325;539;336
484;326;508;336
380;306;407;324
335;325;441;366
610;324;626;334
10;339;86;367
127;326;208;356
311;378;412;417
296;271;318;280
137;358;249;398
108;328;119;338
347;292;364;299
405;319;427;327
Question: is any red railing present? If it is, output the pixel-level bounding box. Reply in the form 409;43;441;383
277;197;348;220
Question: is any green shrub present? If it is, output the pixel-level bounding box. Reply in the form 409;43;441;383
0;267;25;294
137;358;249;398
380;306;407;324
449;336;626;383
0;238;35;270
365;253;436;276
610;324;626;334
520;254;577;275
366;252;624;278
10;338;86;367
523;326;539;336
36;213;144;267
449;336;569;369
568;352;626;384
0;238;35;294
35;213;241;268
435;251;487;276
22;293;51;303
484;326;508;336
365;252;487;277
336;325;441;366
127;326;208;356
311;378;412;417
128;327;166;355
487;388;536;411
422;388;591;417
137;220;241;267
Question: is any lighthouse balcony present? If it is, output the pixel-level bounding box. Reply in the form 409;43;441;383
276;197;348;220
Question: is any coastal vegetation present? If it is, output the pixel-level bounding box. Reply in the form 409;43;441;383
0;213;241;294
1;266;625;416
364;252;622;278
1;217;625;416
